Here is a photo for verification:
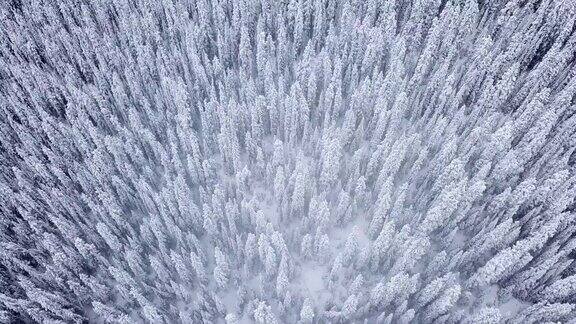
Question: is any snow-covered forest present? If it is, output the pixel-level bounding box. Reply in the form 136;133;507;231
1;0;576;322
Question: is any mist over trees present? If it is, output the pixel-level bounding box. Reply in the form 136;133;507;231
1;0;576;323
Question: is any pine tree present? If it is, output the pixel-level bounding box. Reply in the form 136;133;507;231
214;247;230;289
300;298;314;323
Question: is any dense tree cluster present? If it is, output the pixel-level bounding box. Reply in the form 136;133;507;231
1;0;576;322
